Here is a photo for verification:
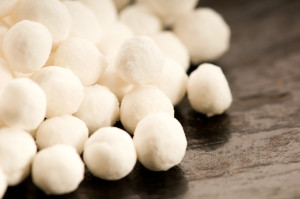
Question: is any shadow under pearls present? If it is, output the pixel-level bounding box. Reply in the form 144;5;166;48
50;163;188;199
175;97;232;152
75;162;188;199
74;168;137;199
3;177;68;199
129;163;188;199
4;169;136;199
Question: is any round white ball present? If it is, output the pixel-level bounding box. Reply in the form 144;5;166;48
133;112;187;171
173;8;231;63
36;115;88;154
137;0;198;26
120;4;162;36
32;145;84;195
74;85;119;134
152;31;190;71
2;20;52;73
153;58;188;106
84;127;136;180
79;0;117;27
0;0;19;18
0;78;46;131
13;0;71;45
31;66;84;118
97;22;133;59
114;36;164;84
0;58;13;91
0;128;37;186
187;63;232;117
0;167;7;198
54;37;107;86
120;85;174;134
97;65;134;102
63;1;101;44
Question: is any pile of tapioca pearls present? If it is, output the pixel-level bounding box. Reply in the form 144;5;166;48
0;0;232;196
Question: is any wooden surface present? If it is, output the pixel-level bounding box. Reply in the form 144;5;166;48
4;0;300;198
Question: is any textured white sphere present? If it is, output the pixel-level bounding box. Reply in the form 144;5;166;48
2;20;52;73
74;85;119;134
0;78;46;131
0;128;37;186
32;145;84;195
31;66;84;118
115;36;164;84
54;37;107;86
134;112;187;171
0;58;13;91
63;1;101;44
0;167;7;198
0;0;19;18
120;4;162;36
173;8;231;63
152;31;190;71
97;66;134;102
79;0;117;27
97;22;133;59
120;85;174;134
137;0;198;26
84;127;136;180
187;63;232;117
13;0;71;46
36;115;88;154
153;58;188;106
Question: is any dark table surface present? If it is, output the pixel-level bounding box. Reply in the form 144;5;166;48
4;0;300;198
